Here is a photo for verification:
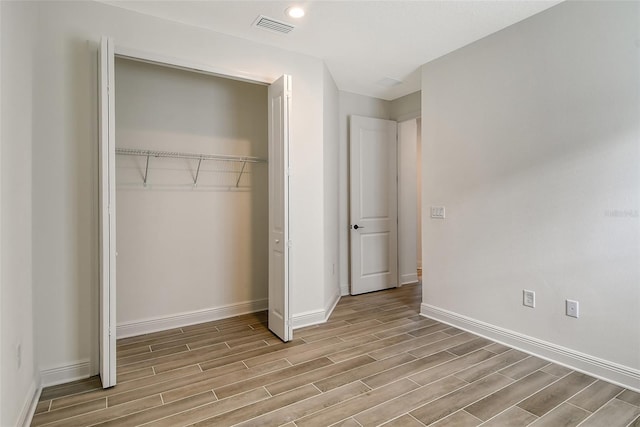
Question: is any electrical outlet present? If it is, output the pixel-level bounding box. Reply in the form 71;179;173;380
566;299;579;318
523;290;535;308
431;206;445;219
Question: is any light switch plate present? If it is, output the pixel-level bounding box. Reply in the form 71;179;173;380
523;290;535;308
431;206;445;219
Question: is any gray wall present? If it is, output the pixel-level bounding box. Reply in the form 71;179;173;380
421;0;639;387
1;2;38;425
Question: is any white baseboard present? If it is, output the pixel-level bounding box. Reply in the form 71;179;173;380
40;359;92;387
116;299;268;338
18;379;41;427
325;287;341;319
421;303;640;392
291;308;326;329
400;273;418;285
292;288;341;330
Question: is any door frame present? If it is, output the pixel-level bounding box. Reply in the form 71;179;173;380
397;117;421;286
98;37;116;388
98;40;291;386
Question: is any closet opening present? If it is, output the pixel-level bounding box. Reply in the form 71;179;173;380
114;57;269;337
98;38;292;388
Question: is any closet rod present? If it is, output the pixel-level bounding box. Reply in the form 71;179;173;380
115;148;266;163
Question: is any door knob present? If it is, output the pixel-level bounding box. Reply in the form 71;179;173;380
353;224;365;230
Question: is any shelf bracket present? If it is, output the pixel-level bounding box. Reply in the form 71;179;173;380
143;153;150;187
193;157;203;186
236;161;247;187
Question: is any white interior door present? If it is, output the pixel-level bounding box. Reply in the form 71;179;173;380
350;116;398;295
98;36;117;388
268;75;292;342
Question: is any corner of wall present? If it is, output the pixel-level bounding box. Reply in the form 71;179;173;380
340;283;350;296
389;90;421;122
39;359;92;388
322;61;341;317
292;284;341;330
18;378;41;427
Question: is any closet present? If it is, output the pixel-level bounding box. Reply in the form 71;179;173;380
113;57;269;336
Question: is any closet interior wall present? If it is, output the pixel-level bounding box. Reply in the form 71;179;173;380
114;58;269;334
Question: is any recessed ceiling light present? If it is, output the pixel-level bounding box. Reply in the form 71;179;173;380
285;6;305;19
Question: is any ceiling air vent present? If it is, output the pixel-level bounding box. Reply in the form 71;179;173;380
376;77;403;87
253;15;295;34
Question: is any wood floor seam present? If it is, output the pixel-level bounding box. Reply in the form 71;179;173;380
463;409;484;423
567;400;594;413
437;373;521;422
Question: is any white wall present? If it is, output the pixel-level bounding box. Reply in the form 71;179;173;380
338;92;391;294
323;65;341;313
421;0;639;389
114;59;269;333
1;2;39;424
31;0;327;383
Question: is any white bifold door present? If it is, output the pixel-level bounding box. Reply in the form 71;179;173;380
98;36;117;388
268;75;292;342
350;116;398;295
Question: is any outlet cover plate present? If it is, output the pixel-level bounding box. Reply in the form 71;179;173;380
523;290;535;308
566;299;579;318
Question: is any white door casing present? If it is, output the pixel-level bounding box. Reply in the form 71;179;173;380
350;116;398;295
98;36;117;388
398;118;419;285
268;75;292;342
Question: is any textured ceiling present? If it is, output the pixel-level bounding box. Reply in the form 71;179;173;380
103;1;562;100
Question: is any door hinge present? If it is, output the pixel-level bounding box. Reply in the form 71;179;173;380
287;240;293;248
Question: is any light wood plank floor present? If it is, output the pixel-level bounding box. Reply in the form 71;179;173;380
33;284;640;426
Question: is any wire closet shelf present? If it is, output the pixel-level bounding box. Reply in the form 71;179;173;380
115;147;267;187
